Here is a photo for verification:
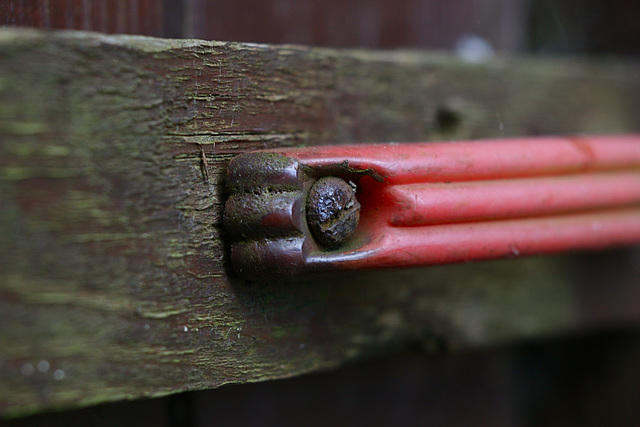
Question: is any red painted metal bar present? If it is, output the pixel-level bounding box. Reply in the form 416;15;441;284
224;135;640;281
275;135;640;183
306;207;640;270
383;171;640;226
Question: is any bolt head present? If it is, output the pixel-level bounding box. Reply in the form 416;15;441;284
306;177;360;248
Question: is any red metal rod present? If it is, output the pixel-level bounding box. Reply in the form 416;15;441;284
224;135;640;281
276;135;640;183
383;171;640;226
307;207;640;270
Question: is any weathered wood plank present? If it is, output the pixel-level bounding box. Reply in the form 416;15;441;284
1;29;639;417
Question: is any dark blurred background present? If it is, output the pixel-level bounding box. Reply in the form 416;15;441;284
1;0;640;56
2;1;640;426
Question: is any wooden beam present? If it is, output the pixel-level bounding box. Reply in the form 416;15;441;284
1;29;639;417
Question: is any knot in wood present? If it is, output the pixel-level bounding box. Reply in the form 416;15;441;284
306;176;360;248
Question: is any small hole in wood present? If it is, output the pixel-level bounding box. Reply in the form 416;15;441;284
434;107;462;134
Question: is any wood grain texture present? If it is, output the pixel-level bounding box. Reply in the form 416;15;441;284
1;29;640;417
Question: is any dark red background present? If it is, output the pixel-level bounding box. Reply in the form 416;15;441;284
1;0;639;55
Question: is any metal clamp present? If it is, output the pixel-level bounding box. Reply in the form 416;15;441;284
224;135;640;281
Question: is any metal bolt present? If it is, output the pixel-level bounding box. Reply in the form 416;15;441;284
306;176;360;248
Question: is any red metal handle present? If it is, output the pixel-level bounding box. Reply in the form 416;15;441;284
224;135;640;281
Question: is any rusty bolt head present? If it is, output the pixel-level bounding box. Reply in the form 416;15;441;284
306;176;360;248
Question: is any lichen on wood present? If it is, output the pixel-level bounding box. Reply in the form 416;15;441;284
1;29;640;417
